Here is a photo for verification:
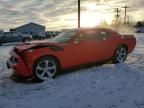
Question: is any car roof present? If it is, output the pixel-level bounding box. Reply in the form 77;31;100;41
78;27;115;31
62;28;117;34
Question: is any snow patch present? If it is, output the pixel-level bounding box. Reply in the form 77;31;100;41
0;33;144;108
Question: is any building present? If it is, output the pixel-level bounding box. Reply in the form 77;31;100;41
12;22;45;36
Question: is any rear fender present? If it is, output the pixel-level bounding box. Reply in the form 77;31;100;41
122;35;136;53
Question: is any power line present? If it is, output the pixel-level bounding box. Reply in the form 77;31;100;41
78;0;80;28
114;8;121;22
122;5;130;24
113;8;121;25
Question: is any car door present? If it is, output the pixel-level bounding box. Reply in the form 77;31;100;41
73;30;114;63
59;32;91;68
60;30;114;69
60;30;104;68
91;30;114;61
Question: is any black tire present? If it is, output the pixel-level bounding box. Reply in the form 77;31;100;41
23;37;30;42
0;40;2;46
33;56;59;82
112;45;127;63
26;37;30;41
28;38;32;41
22;38;26;42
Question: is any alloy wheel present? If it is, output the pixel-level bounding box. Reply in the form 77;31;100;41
116;47;127;63
35;59;57;80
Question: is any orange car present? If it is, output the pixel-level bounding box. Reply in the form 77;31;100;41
7;28;136;82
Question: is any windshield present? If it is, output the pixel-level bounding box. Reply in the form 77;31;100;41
51;29;77;43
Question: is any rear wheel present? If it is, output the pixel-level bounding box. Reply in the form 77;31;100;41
113;45;127;63
33;56;59;82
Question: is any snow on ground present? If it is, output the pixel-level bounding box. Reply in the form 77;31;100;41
0;33;144;108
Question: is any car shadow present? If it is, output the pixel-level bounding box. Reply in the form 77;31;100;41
10;61;130;84
9;61;111;84
9;74;35;84
57;61;113;77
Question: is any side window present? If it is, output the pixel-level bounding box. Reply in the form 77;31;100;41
76;30;108;42
98;31;108;40
76;31;98;41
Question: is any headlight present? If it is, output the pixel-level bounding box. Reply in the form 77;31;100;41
10;56;17;64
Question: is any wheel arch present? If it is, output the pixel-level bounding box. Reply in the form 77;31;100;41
113;44;128;56
33;54;61;70
32;54;61;82
118;44;128;52
112;44;128;63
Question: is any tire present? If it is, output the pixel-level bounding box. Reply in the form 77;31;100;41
26;37;30;41
22;38;26;42
0;41;2;46
113;45;127;63
23;37;30;42
33;56;59;82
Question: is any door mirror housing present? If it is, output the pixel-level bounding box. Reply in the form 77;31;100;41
73;34;84;44
74;40;79;44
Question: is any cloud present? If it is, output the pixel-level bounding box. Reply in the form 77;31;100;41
0;0;144;31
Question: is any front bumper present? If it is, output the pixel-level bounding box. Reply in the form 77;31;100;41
7;50;32;77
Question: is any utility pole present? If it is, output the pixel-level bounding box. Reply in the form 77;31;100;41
122;5;129;24
78;0;80;28
114;8;121;23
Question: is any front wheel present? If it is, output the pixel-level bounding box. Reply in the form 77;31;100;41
33;56;59;82
113;45;127;63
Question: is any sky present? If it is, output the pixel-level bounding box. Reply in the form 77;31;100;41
0;0;144;31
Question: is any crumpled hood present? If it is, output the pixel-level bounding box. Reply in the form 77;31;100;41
14;40;63;53
24;40;53;44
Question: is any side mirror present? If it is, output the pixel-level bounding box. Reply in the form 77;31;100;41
100;32;107;41
73;34;84;44
74;39;79;44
